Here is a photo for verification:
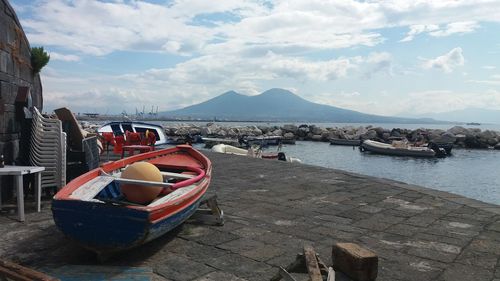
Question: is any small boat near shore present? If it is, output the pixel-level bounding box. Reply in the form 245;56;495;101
98;121;168;145
243;135;282;146
360;140;448;158
201;137;241;149
52;145;211;257
211;143;248;155
330;138;361;146
211;144;301;163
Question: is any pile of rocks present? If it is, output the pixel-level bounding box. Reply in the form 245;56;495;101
162;123;500;149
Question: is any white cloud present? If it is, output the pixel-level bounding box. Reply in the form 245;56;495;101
482;65;496;70
339;91;361;97
363;52;393;78
400;90;500;114
19;0;500;57
40;50;374;113
400;24;439;42
422;47;464;73
49;52;80;62
429;21;479;37
401;21;478;42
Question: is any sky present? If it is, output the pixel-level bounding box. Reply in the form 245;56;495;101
10;0;500;116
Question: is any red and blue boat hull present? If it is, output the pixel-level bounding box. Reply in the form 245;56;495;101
51;145;211;255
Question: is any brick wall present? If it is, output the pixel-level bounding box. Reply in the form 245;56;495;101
1;0;43;199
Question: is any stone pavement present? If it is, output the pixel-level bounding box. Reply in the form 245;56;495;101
1;151;500;280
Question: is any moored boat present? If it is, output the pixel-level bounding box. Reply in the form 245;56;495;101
98;121;168;145
360;140;440;157
52;145;211;257
211;144;301;163
243;135;282;146
330;138;361;146
201;137;241;149
211;143;248;156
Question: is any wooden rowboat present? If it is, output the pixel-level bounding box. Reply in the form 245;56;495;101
52;145;211;257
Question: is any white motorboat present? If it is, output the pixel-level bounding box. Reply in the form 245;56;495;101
211;143;249;156
211;144;302;163
360;140;438;157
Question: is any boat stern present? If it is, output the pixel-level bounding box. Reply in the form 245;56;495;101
52;199;151;253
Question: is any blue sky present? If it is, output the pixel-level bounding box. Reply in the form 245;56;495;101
10;0;500;116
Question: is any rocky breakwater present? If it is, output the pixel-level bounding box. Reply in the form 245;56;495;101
163;123;500;149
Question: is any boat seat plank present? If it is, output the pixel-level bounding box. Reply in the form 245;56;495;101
112;171;195;180
111;177;174;187
148;184;198;207
70;176;114;200
161;171;195;179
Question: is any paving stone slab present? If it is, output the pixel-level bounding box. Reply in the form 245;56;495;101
193;271;249;281
385;224;427;237
440;263;494;281
456;248;499;269
205;253;274;280
154;255;214;281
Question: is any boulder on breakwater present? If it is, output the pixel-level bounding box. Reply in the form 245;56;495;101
161;123;500;149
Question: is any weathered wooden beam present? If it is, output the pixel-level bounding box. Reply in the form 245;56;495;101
0;259;58;281
316;253;329;276
332;243;378;281
278;267;298;281
303;246;322;281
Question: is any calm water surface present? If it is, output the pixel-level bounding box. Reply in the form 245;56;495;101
273;142;500;205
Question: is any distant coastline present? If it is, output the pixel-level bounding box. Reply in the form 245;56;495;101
75;114;466;126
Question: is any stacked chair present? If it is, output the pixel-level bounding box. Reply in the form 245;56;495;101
54;107;100;182
29;107;67;191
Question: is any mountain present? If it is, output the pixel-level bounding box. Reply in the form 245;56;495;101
161;88;444;123
409;108;500;124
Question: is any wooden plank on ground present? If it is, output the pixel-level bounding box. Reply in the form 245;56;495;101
316;253;329;276
0;259;58;281
303;245;322;281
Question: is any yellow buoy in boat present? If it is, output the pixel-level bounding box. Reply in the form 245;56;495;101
121;162;163;204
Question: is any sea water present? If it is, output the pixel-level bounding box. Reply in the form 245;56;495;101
261;141;500;205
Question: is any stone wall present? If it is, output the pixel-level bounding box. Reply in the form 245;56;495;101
1;0;43;199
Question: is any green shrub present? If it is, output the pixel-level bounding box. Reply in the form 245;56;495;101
31;46;50;73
